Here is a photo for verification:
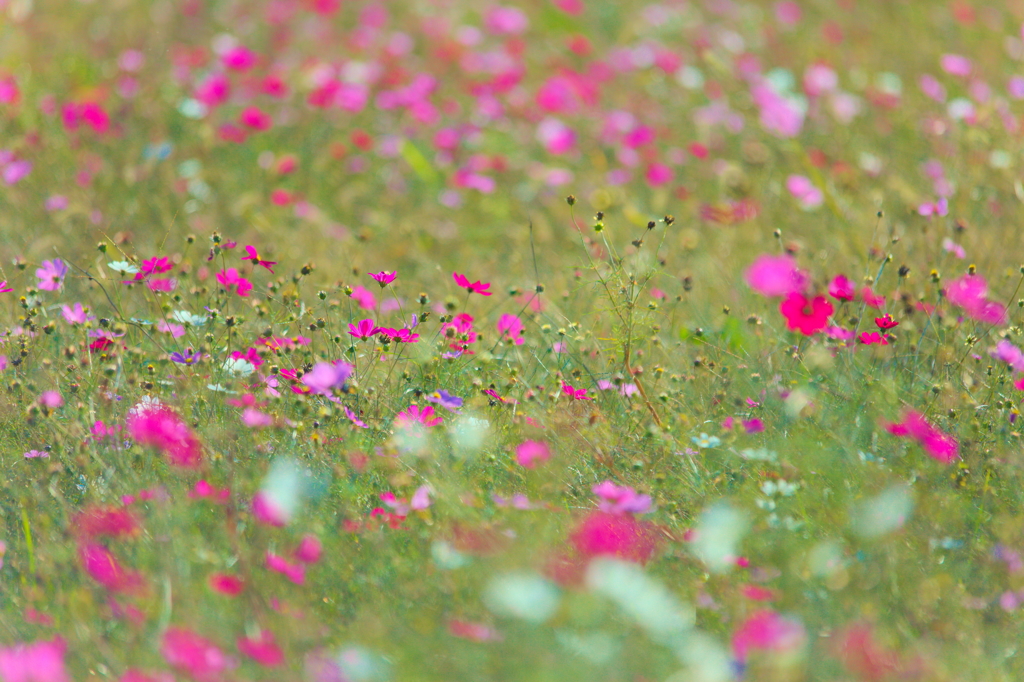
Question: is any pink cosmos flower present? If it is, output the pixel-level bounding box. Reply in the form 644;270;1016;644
940;54;972;77
208;573;244;596
237;630;284;667
127;406;203;468
369;270;397;287
745;255;807;297
779;293;833;335
453;271;493;296
161;628;233;682
301;361;353;395
942;238;966;259
72;505;139;540
216;268;253;297
945;274;1007;325
239;106;272;131
222;45;257;71
569;510;658;565
266;552;306;584
516;440;550;468
485;5;529;34
61;303;92;325
752;84;805;138
732;609;806;664
394;404;443;427
350;285;376;310
562;382;593;400
592;481;652;514
496;314;525;345
0;638;70;682
859;331;889;346
348;318;380;339
0;281;11;293
35;259;67;291
786;175;823;209
241;245;276;272
885;409;959;463
991;340;1024;372
295;535;324;564
859;287;885;308
79;543;142;592
827;275;855;301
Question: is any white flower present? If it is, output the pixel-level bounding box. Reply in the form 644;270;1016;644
171;310;207;326
737;448;777;462
691;433;721;449
222;357;254;376
127;395;163;417
107;260;139;274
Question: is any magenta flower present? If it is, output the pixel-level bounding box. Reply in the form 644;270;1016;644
215;268;253;297
570;511;658;565
379;327;420;343
885;409;959;463
744;255;807;297
348;318;380;339
161;628;233;681
828;274;855;301
127;406;203;468
35;259;67;291
453;271;493;296
369;270;397;288
301;361;353;395
859;331;889;346
732;609;806;664
779;293;833;335
592;480;652;514
61;302;93;325
241;245;276;272
266;551;306;584
394;404;443;428
350;285;376;310
516;440;551;469
237;630;284;668
239;106;272;131
562;382;593;400
0;281;11;293
991;340;1024;372
0;638;70;682
945;274;1007;325
497;314;525;345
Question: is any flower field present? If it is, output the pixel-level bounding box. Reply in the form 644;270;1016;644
2;0;1024;680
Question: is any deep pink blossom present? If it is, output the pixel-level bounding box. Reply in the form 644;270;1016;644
779;293;833;335
216;268;253;297
562;382;593;400
885;409;959;463
348;318;380;339
161;628;233;682
394;404;443;427
79;543;142;592
569;511;658;564
369;270;397;287
732;609;806;664
127;406;203;468
237;630;284;667
266;552;306;584
241;245;276;272
945;274;1007;325
453;271;493;296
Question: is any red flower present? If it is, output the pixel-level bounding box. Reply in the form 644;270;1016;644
874;314;898;330
452;271;493;296
779;293;833;335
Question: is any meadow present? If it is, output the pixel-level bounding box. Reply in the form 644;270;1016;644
2;0;1024;679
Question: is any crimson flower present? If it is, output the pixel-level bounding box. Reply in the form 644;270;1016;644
369;270;397;288
779;293;833;335
453;271;493;296
242;245;277;273
874;314;899;330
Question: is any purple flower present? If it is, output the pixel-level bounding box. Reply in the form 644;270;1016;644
426;389;463;412
35;259;67;291
592;480;653;515
301;361;353;395
170;350;203;365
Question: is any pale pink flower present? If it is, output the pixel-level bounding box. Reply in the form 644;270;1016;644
0;638;70;682
732;609;806;663
516;440;550;468
161;628;233;681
